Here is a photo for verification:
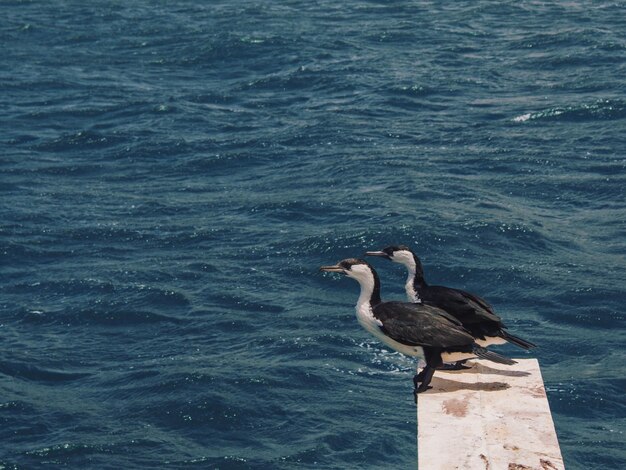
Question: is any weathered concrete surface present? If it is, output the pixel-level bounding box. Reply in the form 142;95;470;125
417;359;564;470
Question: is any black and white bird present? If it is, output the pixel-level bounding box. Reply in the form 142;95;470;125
365;245;536;351
320;258;516;400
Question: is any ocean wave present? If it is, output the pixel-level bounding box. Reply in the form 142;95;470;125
0;361;90;383
513;99;626;123
16;305;184;327
33;130;125;152
208;294;284;314
6;279;115;296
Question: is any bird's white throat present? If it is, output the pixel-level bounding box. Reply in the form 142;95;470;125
345;265;377;307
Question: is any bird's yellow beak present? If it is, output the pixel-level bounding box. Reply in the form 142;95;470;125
364;250;389;258
319;264;344;273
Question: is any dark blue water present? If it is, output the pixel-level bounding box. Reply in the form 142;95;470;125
2;1;625;468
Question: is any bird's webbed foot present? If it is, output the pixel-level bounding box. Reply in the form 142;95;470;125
412;366;436;403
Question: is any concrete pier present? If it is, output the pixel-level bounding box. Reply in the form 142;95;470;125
417;358;564;470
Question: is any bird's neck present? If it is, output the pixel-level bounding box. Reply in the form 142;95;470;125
355;273;382;310
405;272;421;303
404;256;426;302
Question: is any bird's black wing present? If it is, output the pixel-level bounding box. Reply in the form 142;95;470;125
373;301;474;348
422;286;503;325
457;288;496;315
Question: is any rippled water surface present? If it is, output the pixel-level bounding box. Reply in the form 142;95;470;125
2;1;625;468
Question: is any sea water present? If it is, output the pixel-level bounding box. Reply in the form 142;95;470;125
1;1;625;468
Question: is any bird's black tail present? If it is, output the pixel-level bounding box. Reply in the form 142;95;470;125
500;331;536;350
473;346;517;365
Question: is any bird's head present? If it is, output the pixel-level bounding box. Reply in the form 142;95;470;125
320;258;382;305
365;245;416;268
320;258;377;284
